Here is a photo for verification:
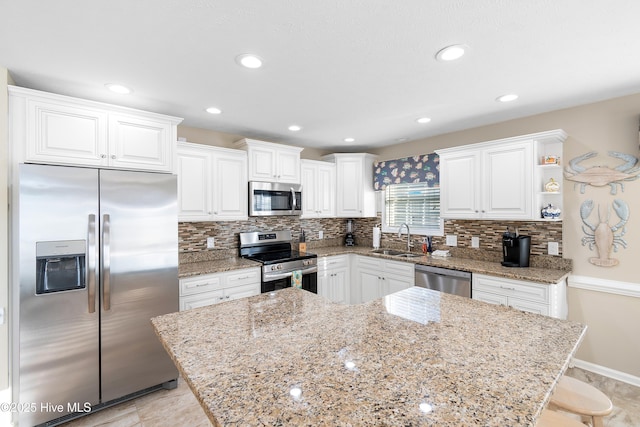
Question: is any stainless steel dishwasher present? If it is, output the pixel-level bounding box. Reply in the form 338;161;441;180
415;264;471;298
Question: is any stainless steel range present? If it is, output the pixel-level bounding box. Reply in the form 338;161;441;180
239;230;317;294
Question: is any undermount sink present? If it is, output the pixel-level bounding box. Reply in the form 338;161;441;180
371;249;422;258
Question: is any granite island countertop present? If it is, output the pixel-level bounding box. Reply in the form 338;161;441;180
152;287;586;426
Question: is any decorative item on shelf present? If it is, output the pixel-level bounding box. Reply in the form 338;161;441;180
544;177;560;192
541;203;561;219
580;199;629;267
564;151;640;194
541;155;560;165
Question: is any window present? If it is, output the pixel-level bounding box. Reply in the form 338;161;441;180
381;182;443;236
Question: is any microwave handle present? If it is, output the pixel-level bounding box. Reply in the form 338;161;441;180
290;187;296;213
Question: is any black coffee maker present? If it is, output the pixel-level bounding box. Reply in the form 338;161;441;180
501;228;531;267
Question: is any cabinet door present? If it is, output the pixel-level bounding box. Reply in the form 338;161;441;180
472;290;508;306
335;157;363;217
213;153;248;220
26;98;108;166
177;145;212;221
224;283;260;302
248;146;276;181
359;270;380;303
482;142;533;219
316;163;336;217
440;150;480;218
508;298;550;316
277;149;301;183
180;290;224;311
109;114;173;172
317;269;331;299
301;163;318;217
386;276;413;296
331;268;349;304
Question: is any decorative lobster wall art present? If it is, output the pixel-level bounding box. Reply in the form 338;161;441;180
564;151;640;194
580;199;629;267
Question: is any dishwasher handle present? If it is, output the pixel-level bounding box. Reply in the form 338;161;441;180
414;264;471;280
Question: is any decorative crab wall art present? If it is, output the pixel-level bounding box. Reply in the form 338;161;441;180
580;199;629;267
564;151;640;194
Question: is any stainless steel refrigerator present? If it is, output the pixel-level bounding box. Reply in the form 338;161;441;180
14;163;179;426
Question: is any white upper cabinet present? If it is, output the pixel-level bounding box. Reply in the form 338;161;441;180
301;159;335;218
235;138;303;184
177;142;248;221
323;153;377;218
437;130;566;220
9;86;182;173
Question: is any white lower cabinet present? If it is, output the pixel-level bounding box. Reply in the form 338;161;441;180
354;255;414;304
179;267;260;311
472;273;567;319
317;255;350;304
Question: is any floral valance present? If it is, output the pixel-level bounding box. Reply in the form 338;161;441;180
373;153;440;190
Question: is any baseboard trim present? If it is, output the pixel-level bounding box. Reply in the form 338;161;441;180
571;358;640;388
567;274;640;298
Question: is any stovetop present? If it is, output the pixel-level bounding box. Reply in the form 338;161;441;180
246;249;317;265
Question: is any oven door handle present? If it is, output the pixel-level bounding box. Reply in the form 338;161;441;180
263;266;317;282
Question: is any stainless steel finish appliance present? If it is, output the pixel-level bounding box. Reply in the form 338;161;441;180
239;230;317;293
344;219;355;246
415;264;471;298
14;164;179;426
249;181;302;216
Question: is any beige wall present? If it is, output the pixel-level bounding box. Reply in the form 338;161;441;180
176;125;328;160
1;67;11;390
372;94;640;377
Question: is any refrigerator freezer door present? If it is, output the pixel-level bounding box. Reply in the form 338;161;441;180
99;169;179;402
18;164;100;427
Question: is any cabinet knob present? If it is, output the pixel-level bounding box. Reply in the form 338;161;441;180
111;155;116;160
100;154;107;159
226;295;230;299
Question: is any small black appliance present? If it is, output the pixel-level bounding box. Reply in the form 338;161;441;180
345;219;355;246
501;229;531;267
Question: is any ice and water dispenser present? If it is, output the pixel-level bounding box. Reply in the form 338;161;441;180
35;240;86;294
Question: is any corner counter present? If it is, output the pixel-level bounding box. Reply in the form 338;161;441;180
153;287;586;426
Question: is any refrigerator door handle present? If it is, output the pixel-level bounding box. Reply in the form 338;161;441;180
102;213;111;311
87;214;97;313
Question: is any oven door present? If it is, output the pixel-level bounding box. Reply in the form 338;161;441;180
262;266;317;294
249;181;302;216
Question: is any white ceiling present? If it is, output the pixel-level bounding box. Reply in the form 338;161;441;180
2;0;640;152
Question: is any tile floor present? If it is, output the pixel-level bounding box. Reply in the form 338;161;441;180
61;368;639;426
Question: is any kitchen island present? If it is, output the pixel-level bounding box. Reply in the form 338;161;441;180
152;287;585;426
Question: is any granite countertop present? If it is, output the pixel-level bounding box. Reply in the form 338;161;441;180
178;256;260;278
311;246;571;284
178;245;571;284
152;287;586;426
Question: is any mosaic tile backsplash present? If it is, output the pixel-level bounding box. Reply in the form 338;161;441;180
179;216;564;262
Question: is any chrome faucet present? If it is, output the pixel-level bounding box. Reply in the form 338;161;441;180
398;223;412;252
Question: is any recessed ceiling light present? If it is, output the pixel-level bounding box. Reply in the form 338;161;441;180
344;137;355;143
205;107;222;114
496;94;519;103
435;44;467;62
416;117;431;124
288;125;302;132
236;54;263;69
105;83;132;94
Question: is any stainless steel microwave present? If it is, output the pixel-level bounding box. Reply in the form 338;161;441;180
249;181;302;216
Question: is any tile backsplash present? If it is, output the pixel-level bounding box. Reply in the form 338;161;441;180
179;216;563;259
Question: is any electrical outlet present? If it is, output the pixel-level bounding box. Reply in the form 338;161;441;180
318;230;324;239
471;236;480;248
548;241;559;256
206;237;215;249
446;235;457;247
